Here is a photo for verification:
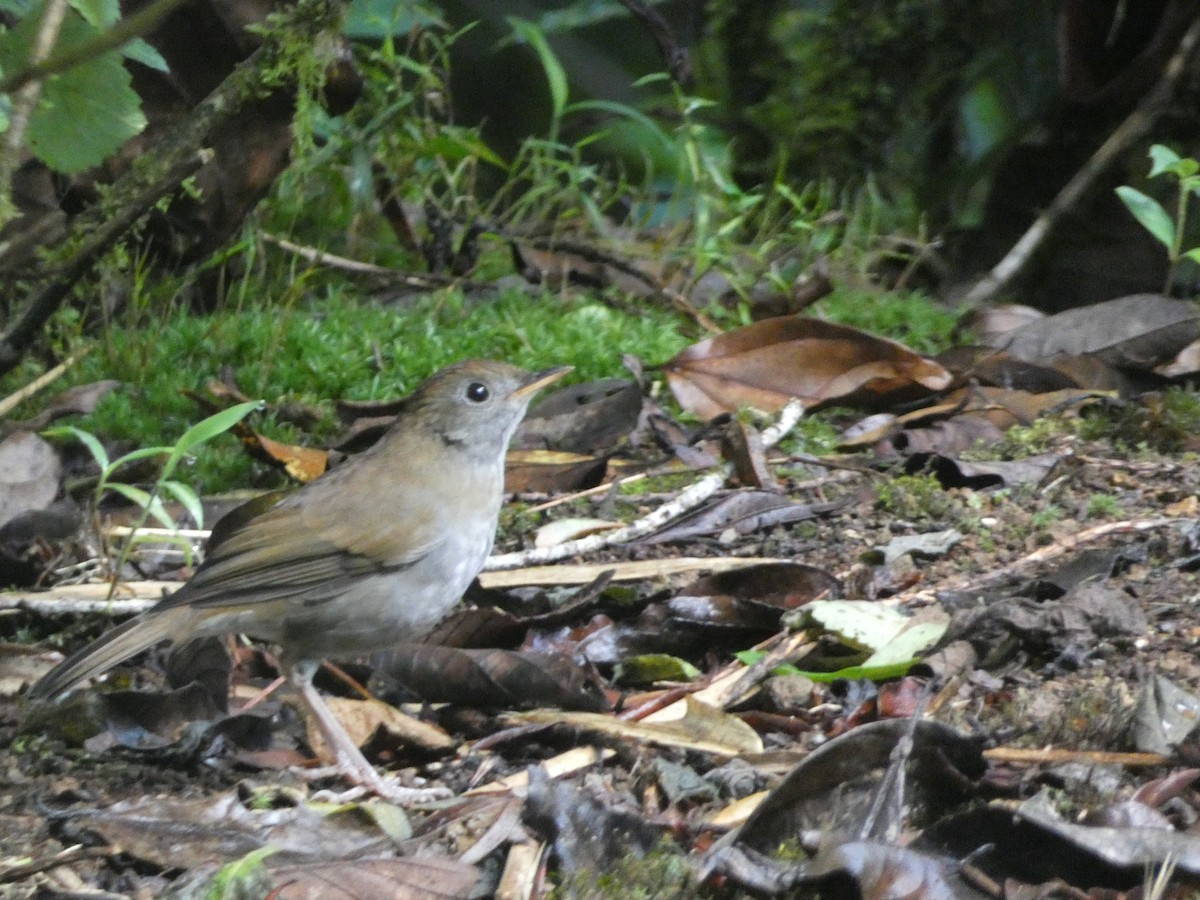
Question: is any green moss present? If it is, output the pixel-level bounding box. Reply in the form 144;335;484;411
1084;493;1121;520
3;289;690;493
548;844;694;899
875;473;957;522
815;287;959;355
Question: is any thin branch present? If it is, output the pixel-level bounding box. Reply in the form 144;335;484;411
0;0;191;96
0;0;70;224
485;399;804;570
961;15;1200;308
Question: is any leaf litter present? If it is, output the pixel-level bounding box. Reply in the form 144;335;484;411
5;298;1200;895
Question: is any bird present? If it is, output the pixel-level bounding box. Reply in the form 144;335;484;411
26;359;572;802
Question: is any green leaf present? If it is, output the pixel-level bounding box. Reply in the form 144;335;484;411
613;654;701;686
1149;143;1183;178
734;650;919;683
343;0;441;41
1115;186;1176;250
44;425;109;470
1184;247;1200;265
121;37;168;72
104;482;175;529
0;12;148;173
159;479;204;529
69;0;118;28
165;400;261;475
507;17;568;137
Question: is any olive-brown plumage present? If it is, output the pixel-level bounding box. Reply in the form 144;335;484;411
27;359;570;801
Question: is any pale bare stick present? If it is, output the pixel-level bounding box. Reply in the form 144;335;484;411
0;353;80;418
485;399;804;570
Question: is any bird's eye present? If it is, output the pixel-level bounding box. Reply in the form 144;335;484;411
466;382;490;403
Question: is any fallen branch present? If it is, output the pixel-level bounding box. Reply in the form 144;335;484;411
485;399;805;570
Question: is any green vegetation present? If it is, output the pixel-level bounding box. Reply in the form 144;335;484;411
1116;145;1200;294
875;473;959;523
548;844;694;899
0;12;962;501
1084;493;1121;520
4;289;690;491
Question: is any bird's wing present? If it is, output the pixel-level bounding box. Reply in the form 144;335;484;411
155;476;446;612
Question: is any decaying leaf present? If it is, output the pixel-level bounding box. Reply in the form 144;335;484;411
665;316;951;419
990;294;1200;371
0;431;61;531
380;645;610;711
504;449;607;493
305;695;454;761
515;696;764;755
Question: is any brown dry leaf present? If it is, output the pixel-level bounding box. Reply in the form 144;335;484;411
515;696;763;755
1155;337;1200;377
516;378;643;454
268;857;479;899
73;792;389;871
958;302;1044;344
247;432;329;482
379;646;609;712
17;379;122;429
992;293;1200;371
504;449;606;493
664;316;951;419
305;696;453;762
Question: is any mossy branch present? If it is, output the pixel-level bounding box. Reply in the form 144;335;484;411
0;0;345;376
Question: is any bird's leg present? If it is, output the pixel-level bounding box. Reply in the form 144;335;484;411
287;660;449;804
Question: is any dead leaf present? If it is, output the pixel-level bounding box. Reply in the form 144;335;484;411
515;696;763;755
516;378;642;454
504;449;607;493
18;379;121;429
0;431;61;530
268;856;480;899
664;316;951;419
380;646;609;712
246;432;329;482
992;294;1200;371
305;696;453;762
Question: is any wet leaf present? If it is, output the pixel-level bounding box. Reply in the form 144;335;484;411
664;316;951;419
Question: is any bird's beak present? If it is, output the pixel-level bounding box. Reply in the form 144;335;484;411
515;365;573;398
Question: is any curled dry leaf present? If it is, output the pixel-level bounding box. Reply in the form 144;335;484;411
665;316;951;419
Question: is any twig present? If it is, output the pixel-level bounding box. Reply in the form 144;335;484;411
0;353;81;418
485;399;804;570
961;15;1200;308
884;517;1187;605
0;149;211;372
260;233;495;292
0;0;69;225
982;747;1168;767
0;0;191;95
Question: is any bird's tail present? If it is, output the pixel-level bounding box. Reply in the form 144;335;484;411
26;608;189;701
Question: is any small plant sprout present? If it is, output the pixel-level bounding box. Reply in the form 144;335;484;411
1115;144;1200;294
45;400;262;588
